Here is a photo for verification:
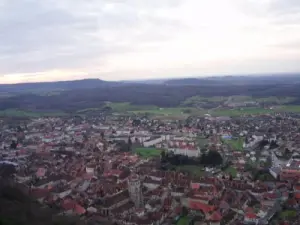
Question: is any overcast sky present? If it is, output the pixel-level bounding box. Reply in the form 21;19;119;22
0;0;300;83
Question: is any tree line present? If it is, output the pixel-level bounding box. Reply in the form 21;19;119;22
2;82;300;112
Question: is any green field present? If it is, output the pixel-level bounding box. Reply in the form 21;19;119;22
106;102;158;112
225;167;238;177
75;101;300;118
196;136;209;148
0;109;67;118
4;99;300;119
280;210;297;219
279;105;300;112
223;137;244;151
177;216;190;225
210;107;273;116
134;147;162;158
105;102;199;118
255;96;296;104
182;96;226;106
182;95;296;107
176;165;204;176
130;107;195;116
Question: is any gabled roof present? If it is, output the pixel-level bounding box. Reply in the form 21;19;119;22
189;201;214;213
209;211;222;221
245;213;257;219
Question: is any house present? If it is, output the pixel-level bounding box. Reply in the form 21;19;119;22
167;141;200;157
143;136;163;147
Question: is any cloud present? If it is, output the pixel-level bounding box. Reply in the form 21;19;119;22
0;0;183;77
268;0;300;15
0;0;299;83
238;0;300;25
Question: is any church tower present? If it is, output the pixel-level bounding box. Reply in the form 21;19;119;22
127;174;143;208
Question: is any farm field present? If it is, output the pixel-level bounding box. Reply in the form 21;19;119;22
130;107;195;116
76;104;300;117
75;101;300;118
0;109;67;118
279;105;300;112
134;147;162;158
106;102;198;117
279;210;297;219
106;102;158;112
210;107;273;116
3;100;300;119
182;95;296;107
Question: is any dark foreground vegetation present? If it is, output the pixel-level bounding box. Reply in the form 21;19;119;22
1;75;300;112
160;150;223;168
0;179;83;225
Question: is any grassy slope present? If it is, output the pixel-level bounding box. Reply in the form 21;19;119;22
134;147;162;158
177;216;190;225
183;95;296;106
2;95;300;118
223;137;245;151
225;167;238;177
0;109;67;118
176;165;204;176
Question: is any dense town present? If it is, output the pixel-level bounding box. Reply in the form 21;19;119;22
1;112;300;225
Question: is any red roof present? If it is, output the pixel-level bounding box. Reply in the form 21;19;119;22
19;149;26;154
36;168;46;177
244;207;254;214
263;192;277;199
83;173;93;179
75;204;86;215
191;183;200;189
189;201;214;213
62;199;76;210
103;169;122;177
286;198;297;206
210;211;222;221
294;185;300;191
175;207;182;214
31;188;49;199
294;193;300;199
245;213;257;219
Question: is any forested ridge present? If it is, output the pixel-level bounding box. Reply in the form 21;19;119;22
1;76;300;112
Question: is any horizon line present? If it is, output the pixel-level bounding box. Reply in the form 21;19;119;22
1;72;300;85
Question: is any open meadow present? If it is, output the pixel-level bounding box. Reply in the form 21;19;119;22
176;165;204;177
0;109;67;118
223;137;245;151
105;102;300;118
134;147;162;158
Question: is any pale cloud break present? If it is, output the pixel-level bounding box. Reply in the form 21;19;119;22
0;0;300;83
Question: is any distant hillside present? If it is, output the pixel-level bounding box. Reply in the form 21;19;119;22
1;74;300;94
164;78;222;86
164;74;300;86
0;79;117;93
1;75;300;113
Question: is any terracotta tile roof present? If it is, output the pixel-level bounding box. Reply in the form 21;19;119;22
102;190;130;208
245;213;257;219
209;211;222;221
75;204;86;215
294;193;300;199
30;188;50;199
111;201;135;215
189;201;214;213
